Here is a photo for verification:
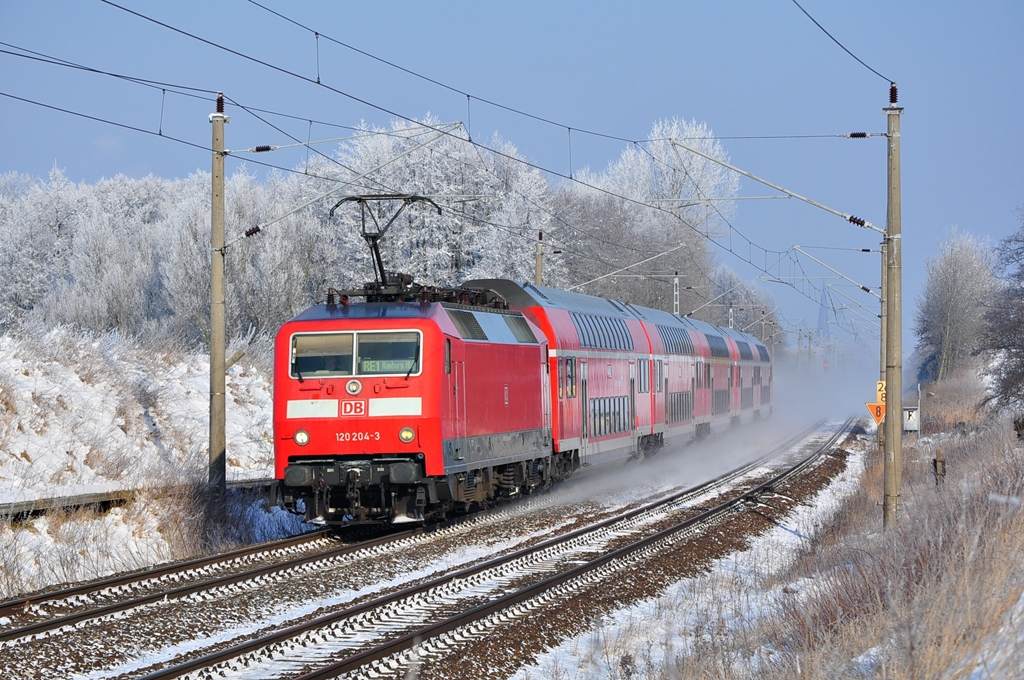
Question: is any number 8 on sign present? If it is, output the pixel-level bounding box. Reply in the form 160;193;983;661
865;401;886;426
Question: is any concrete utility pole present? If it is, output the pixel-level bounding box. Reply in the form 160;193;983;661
535;231;543;286
209;94;228;493
883;84;903;528
673;272;680;315
878;238;887;450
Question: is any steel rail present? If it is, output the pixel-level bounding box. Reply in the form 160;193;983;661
0;526;331;620
138;420;834;680
0;477;276;519
0;490;550;644
0;525;425;643
295;417;855;680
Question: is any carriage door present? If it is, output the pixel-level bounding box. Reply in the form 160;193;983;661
446;338;467;464
629;362;637;455
626;360;634;430
579;360;589;466
541;344;551;440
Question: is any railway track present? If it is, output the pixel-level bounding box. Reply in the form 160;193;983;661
133;419;851;680
0;419;851;679
0;527;336;639
0;465;665;677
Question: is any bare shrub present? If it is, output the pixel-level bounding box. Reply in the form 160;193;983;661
761;414;1024;678
0;369;19;415
919;363;989;435
150;481;205;560
198;486;308;550
0;369;21;452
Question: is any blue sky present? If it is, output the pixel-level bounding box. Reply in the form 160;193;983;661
1;1;1021;365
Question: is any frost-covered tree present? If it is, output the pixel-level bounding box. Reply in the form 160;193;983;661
698;268;780;341
0;116;754;353
0;168;83;329
983;209;1024;409
329;119;557;288
552;118;737;310
915;229;996;382
44;174;170;334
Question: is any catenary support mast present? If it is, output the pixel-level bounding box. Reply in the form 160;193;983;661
209;94;228;493
883;85;903;527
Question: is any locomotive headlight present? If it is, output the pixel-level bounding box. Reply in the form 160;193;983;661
294;430;310;446
345;379;362;395
398;427;415;444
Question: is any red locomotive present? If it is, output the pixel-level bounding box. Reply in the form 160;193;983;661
275;196;772;526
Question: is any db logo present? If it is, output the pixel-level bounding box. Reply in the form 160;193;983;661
341;400;366;416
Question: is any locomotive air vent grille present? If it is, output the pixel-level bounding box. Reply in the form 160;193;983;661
526;283;552;301
448;309;489;341
505;316;539;343
738;342;754;361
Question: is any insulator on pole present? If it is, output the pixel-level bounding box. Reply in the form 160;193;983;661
245;226;261;237
216;93;224;114
848;132;869;138
889;82;898;105
848;215;866;227
253;145;272;153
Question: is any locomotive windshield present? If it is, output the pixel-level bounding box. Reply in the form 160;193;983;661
290;331;421;378
357;332;419;375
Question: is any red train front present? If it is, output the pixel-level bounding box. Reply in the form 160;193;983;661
274;296;552;526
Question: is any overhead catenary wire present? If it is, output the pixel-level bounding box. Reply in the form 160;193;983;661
0;79;622;279
0;78;687;284
7;6;875;329
4;14;876;257
789;0;893;83
2;41;864;151
669;138;884;235
0;89;388;192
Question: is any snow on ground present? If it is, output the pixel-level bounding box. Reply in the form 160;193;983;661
0;326;273;506
512;446;866;679
0;327;283;597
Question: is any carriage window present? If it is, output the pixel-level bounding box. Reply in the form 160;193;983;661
445;338;451;374
291;333;354;377
566;357;576;398
558;357;565;399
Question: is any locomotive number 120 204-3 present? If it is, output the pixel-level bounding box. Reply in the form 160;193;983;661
335;431;381;442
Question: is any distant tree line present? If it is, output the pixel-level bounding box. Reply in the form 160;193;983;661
0;116;780;353
914;211;1024;413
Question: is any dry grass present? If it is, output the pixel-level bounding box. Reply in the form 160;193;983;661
530;372;1024;680
760;423;1024;678
753;377;1024;679
918;363;988;436
0;482;292;600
